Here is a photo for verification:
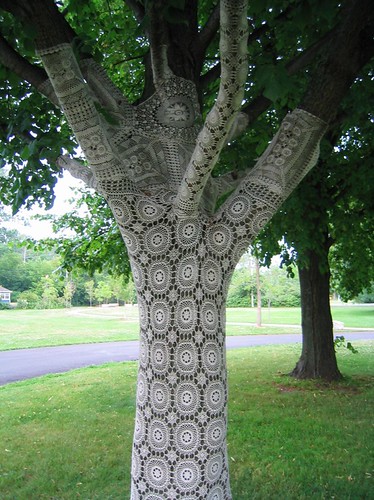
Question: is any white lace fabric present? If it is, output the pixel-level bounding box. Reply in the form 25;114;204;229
37;2;326;496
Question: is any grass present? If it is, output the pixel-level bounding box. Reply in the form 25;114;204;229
0;305;372;351
226;304;374;328
0;342;373;499
0;307;140;350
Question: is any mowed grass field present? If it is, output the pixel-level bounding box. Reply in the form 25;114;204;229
0;305;373;350
0;343;373;499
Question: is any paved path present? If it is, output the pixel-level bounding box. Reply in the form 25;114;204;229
1;332;373;386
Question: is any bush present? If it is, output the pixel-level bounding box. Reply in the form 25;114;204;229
16;291;40;309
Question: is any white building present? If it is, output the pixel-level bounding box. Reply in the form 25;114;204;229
0;286;12;303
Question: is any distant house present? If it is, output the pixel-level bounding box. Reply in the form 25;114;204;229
0;286;12;303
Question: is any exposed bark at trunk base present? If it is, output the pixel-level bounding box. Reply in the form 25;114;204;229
291;249;342;381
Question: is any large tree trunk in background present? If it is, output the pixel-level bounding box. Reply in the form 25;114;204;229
291;249;342;381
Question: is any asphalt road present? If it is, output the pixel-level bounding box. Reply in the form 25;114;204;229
1;332;373;386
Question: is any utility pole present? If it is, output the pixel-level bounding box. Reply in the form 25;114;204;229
255;258;262;327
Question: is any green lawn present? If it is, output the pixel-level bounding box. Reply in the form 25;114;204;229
0;342;373;499
0;307;140;350
226;305;374;328
0;305;372;351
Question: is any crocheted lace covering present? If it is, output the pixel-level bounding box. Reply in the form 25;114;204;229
38;1;326;497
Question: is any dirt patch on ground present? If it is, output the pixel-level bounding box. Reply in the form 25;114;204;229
273;376;374;395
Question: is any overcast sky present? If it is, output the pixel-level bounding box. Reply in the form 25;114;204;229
4;173;84;240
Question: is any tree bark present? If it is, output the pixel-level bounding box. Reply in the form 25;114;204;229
291;249;342;381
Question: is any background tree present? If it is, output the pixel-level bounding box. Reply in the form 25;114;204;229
84;278;95;307
255;85;374;380
94;280;113;305
0;0;372;497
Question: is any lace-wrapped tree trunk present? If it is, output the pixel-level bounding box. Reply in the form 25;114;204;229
35;2;327;498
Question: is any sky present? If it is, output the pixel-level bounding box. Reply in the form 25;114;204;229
4;173;84;240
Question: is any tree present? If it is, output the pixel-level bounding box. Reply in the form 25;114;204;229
84;279;95;307
0;0;372;497
63;271;75;307
40;274;60;308
94;279;113;304
255;94;373;381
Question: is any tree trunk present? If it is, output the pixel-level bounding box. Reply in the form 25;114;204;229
128;215;235;499
291;249;342;381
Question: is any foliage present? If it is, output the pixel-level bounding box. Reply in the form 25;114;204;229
0;0;370;278
31;189;130;278
334;335;359;354
354;285;374;303
227;261;300;308
254;70;374;300
0;228;133;308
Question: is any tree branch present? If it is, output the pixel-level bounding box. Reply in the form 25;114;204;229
193;3;220;58
300;0;374;123
147;0;173;86
216;109;327;233
200;2;298;89
80;58;134;117
174;0;249;217
124;0;145;24
228;24;342;138
0;33;58;105
0;0;75;50
57;155;97;189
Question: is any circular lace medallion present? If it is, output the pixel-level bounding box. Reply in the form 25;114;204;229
134;411;145;444
109;198;131;224
151;341;169;373
206;454;223;483
176;383;199;415
227;195;250;221
176;219;201;247
145;226;170;254
202;260;221;293
177;256;198;289
205;381;225;413
132;263;144;289
201;302;218;332
251;210;272;234
151;302;170;332
206;419;225;449
136;199;165;221
202;342;221;374
176;300;196;331
131;447;141;479
146;458;169;489
175;460;200;491
120;229;138;255
139;338;148;368
175;422;199;454
207;486;224;500
157;96;195;129
137;371;148;405
207;224;232;254
149;420;169;451
151;381;170;412
149;262;170;292
176;342;197;373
